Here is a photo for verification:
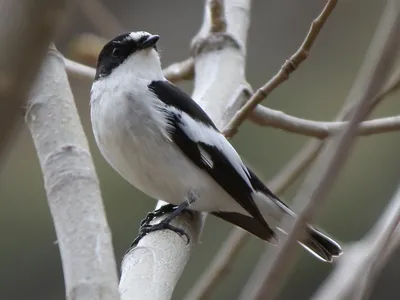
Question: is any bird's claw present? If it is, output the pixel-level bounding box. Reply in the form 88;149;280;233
131;221;190;247
139;204;178;227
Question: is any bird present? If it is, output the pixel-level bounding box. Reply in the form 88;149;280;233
90;31;342;262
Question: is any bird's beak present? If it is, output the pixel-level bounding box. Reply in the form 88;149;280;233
139;35;160;50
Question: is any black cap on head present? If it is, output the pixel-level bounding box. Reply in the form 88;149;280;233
94;31;160;80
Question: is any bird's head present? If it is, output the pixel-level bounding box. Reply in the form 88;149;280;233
94;31;162;81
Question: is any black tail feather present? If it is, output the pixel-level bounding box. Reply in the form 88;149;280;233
212;212;342;262
300;226;343;262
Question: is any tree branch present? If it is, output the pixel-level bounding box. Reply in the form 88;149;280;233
64;57;96;81
251;107;400;138
0;0;66;159
209;0;227;33
25;46;120;300
162;57;195;83
241;1;400;299
118;1;252;299
223;0;338;137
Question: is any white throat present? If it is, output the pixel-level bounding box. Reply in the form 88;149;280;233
91;48;165;104
113;48;164;81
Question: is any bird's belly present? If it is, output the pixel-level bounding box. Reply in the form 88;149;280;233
96;125;242;214
91;95;246;214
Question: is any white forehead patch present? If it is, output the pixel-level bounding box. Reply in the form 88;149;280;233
129;31;151;42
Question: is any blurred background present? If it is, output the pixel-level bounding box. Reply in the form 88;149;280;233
1;0;400;299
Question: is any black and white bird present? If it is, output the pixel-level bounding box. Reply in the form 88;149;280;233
90;31;342;262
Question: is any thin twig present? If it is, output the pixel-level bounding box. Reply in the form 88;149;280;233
251;107;400;138
250;64;400;136
223;0;338;138
242;2;400;299
78;0;124;38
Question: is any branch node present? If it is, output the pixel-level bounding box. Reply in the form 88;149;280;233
191;32;241;57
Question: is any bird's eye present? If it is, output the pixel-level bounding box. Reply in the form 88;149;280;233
112;47;121;57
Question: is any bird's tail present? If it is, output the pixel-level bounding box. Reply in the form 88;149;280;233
298;226;343;262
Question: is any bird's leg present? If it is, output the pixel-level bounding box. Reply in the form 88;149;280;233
139;203;177;227
131;191;198;247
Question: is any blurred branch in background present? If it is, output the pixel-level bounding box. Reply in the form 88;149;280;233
65;57;96;81
68;33;108;66
0;0;67;161
223;0;338;138
78;0;124;38
183;228;250;300
241;1;400;299
311;183;400;300
25;46;120;300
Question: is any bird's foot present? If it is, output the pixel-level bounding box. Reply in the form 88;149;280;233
131;202;193;248
139;204;178;227
131;220;190;247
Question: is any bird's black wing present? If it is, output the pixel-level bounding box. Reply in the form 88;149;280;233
148;80;276;241
148;80;218;130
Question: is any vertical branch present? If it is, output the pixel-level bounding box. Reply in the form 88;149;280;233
241;1;400;299
25;46;120;300
0;0;66;158
119;0;252;299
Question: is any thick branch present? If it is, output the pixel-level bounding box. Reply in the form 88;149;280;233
0;0;66;158
118;0;252;299
25;46;120;300
242;1;400;299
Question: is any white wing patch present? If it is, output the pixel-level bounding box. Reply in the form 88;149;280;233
199;145;214;168
172;108;252;187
